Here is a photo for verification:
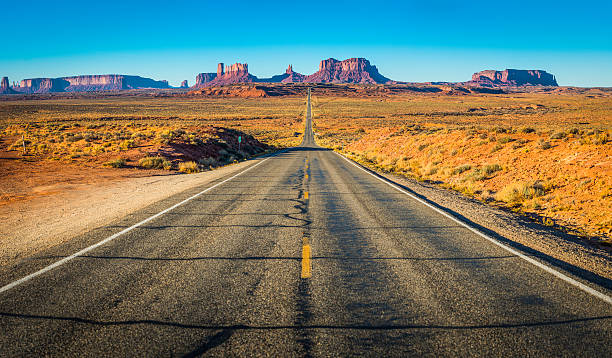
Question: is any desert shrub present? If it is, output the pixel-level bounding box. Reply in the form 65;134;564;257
490;143;503;153
496;181;546;203
466;168;487;181
494;126;508;133
179;161;199;174
452;164;472;175
483;163;502;175
568;128;580;135
65;134;81;142
538;140;552;149
521;127;536;133
479;133;488;139
139;156;171;170
104;158;127;168
498;136;515;144
594;132;609;145
550;131;567;140
418;143;429;151
119;139;135;151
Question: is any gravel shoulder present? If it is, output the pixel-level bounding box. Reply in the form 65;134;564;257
0;158;264;266
364;159;612;283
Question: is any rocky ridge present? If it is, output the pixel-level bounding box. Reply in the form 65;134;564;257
470;69;558;87
13;75;170;93
194;58;391;88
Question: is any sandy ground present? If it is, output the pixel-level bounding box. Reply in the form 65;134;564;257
0;159;261;266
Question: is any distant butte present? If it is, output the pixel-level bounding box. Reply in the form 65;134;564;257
0;60;561;95
11;75;170;94
194;58;392;88
470;69;558;87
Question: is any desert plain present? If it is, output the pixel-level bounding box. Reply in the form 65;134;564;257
0;83;610;268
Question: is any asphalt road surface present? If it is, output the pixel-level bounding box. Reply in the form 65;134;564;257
1;89;610;356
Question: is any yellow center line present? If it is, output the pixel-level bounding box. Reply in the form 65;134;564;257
301;237;312;279
305;173;308;180
304;191;309;200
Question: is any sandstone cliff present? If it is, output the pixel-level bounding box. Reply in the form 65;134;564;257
180;80;189;88
195;62;257;87
0;77;18;94
14;75;170;93
470;69;558;86
304;58;391;84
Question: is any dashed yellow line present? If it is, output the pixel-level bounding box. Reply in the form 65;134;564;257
301;237;312;279
304;191;309;200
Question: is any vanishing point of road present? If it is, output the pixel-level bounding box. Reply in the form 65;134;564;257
0;89;610;356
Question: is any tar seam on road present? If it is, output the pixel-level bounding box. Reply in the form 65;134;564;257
335;152;612;306
0;154;279;295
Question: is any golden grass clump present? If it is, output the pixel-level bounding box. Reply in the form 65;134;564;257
178;161;199;174
139;156;172;170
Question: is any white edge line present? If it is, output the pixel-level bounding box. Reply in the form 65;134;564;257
335;151;612;305
0;153;280;294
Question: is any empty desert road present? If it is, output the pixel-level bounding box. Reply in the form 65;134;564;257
0;89;611;357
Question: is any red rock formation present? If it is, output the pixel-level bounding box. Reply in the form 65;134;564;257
180;80;189;88
281;65;306;83
304;58;391;84
470;69;558;86
201;63;257;87
14;75;169;93
195;58;393;86
0;77;17;94
196;73;217;87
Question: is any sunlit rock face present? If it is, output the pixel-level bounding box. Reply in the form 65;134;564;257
304;58;392;84
15;75;170;93
471;69;558;86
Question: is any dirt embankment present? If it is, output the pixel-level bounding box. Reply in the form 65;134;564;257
0;158;263;266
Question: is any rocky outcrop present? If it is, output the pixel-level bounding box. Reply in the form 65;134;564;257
281;65;306;83
0;76;18;94
470;69;558;86
16;78;69;93
180;80;189;88
194;58;392;87
195;72;218;87
304;58;391;84
196;62;257;87
14;75;170;93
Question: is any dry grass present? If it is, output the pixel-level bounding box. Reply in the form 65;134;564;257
178;161;199;174
313;91;612;239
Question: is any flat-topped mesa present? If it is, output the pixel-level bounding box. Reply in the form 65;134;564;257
14;75;170;93
196;62;257;87
471;69;558;86
304;58;392;84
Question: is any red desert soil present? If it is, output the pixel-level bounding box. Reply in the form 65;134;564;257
0;153;262;266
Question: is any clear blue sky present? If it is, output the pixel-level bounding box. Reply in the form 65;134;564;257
2;0;611;87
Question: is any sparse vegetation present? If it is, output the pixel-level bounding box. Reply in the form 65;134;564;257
103;158;127;168
139;156;171;170
178;161;199;174
313;90;612;238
